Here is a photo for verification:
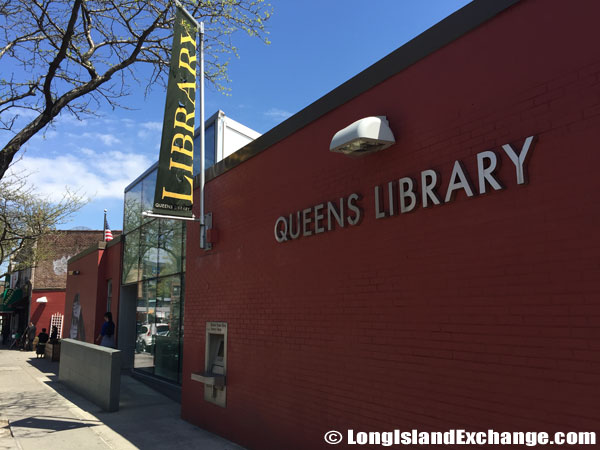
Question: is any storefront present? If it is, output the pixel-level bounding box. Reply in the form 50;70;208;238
180;0;600;449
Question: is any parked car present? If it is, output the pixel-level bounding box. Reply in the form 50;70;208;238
136;323;169;353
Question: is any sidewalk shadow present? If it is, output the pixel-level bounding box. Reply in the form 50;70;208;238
24;356;104;415
26;354;59;381
22;356;242;449
10;417;95;432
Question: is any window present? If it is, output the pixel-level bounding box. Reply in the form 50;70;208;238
124;165;186;385
122;229;141;284
107;279;112;312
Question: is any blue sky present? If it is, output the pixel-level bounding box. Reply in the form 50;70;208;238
4;0;471;231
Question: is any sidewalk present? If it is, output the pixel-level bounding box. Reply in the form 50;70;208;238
0;348;244;450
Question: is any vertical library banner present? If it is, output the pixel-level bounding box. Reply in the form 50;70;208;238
153;7;197;217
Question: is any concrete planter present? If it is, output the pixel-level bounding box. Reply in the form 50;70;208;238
44;342;61;361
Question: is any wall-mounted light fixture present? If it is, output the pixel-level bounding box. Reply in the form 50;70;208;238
330;116;395;157
36;296;48;303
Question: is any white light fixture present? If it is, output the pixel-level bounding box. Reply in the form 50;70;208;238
330;116;395;157
36;296;48;303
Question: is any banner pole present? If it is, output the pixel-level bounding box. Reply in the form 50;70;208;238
199;21;206;249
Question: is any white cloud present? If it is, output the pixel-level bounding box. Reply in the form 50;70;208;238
30;129;59;141
57;114;88;127
141;121;162;131
137;121;163;139
0;107;39;120
264;107;292;121
98;133;121;146
10;149;152;201
77;132;121;146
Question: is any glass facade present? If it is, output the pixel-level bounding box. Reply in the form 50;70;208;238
121;112;258;386
193;123;216;175
122;168;186;384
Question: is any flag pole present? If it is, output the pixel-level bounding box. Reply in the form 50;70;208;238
174;1;205;249
103;209;107;242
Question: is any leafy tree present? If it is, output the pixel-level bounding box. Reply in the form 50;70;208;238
0;0;271;180
0;173;86;278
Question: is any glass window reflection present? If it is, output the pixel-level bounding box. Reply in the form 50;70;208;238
134;279;157;374
124;181;142;234
141;219;159;279
158;220;183;277
141;169;158;216
122;229;140;284
154;275;182;382
133;275;183;383
125;164;186;384
193;123;215;174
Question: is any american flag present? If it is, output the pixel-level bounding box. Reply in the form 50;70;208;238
104;215;113;242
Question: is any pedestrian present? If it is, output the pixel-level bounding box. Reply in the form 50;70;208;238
9;330;21;350
96;312;115;348
21;324;29;350
26;322;36;351
50;325;59;343
36;328;49;358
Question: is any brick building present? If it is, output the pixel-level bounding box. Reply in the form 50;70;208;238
64;237;122;346
178;0;600;448
1;230;118;339
28;230;111;337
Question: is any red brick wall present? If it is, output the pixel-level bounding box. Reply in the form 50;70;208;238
64;241;122;345
64;249;101;344
30;290;65;335
182;0;600;448
33;231;104;290
96;242;122;343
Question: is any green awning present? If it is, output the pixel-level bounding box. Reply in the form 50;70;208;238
0;288;23;312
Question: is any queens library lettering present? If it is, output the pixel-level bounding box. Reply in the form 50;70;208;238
274;135;535;243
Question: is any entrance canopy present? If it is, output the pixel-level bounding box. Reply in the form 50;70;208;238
0;288;23;313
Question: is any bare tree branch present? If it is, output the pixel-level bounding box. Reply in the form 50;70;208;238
0;0;272;180
0;172;87;274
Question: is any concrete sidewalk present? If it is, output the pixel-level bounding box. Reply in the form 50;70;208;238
0;348;243;450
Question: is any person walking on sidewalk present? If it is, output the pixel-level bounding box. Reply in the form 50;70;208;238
96;312;115;348
22;322;36;351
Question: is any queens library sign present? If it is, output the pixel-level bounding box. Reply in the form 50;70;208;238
274;136;535;243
